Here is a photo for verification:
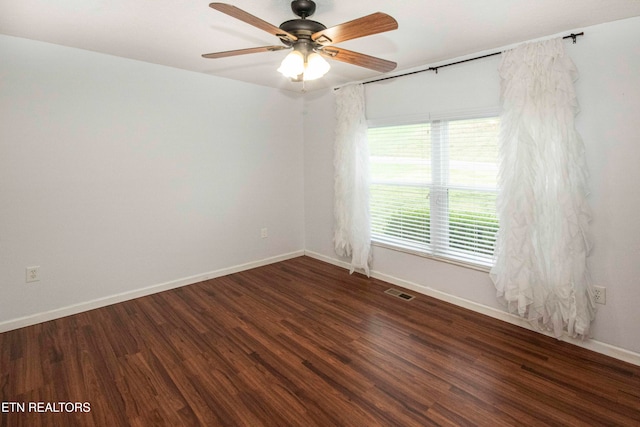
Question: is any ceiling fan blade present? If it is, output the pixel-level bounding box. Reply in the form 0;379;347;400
320;47;397;73
209;3;298;42
202;45;288;59
312;12;398;46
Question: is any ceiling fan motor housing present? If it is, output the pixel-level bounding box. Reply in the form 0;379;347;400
280;0;326;44
279;19;326;39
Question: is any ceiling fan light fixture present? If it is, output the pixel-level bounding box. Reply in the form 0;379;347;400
278;48;330;81
277;50;305;78
303;52;330;80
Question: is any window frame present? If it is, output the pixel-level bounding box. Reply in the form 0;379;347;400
367;108;500;271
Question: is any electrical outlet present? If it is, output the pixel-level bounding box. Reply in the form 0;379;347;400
261;228;268;238
593;286;606;305
26;266;40;283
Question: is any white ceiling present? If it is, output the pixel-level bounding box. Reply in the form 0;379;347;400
2;0;640;92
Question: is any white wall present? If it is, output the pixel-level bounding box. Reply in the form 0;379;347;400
0;35;305;326
303;17;640;356
573;17;640;353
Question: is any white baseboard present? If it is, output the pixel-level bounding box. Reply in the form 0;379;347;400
304;250;640;367
0;250;304;334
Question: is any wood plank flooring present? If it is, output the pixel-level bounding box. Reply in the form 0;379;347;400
1;256;639;426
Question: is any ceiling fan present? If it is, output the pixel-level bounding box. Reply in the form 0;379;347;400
202;1;398;82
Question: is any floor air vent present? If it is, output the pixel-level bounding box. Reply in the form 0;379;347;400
384;288;415;301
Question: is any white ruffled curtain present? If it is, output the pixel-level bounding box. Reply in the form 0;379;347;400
333;84;372;275
491;38;596;338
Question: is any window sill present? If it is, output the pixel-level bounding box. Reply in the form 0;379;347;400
371;239;492;273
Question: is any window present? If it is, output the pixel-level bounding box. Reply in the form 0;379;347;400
369;114;500;268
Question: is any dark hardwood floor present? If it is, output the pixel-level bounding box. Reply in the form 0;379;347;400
1;256;639;426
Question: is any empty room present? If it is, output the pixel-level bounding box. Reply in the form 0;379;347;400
1;0;640;425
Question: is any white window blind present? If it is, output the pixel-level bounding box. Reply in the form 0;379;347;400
369;115;500;267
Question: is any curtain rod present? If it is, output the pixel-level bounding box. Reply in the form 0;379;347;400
341;32;584;88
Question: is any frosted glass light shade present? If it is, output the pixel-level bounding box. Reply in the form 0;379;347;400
277;51;304;78
303;53;330;80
